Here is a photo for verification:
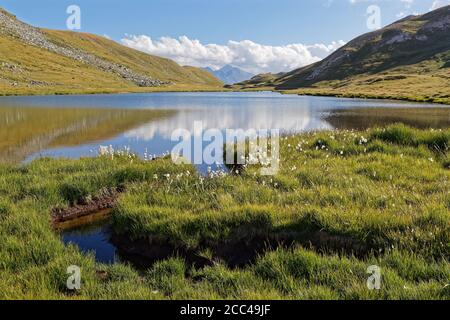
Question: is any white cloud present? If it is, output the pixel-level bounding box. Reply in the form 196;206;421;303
347;0;448;11
348;0;413;4
121;35;345;74
430;0;450;10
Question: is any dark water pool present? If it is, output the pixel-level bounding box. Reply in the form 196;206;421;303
61;220;118;264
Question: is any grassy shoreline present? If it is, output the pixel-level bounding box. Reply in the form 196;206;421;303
280;89;450;105
1;84;449;106
0;84;229;97
0;124;448;299
227;87;450;105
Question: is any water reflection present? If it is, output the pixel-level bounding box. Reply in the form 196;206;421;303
326;107;450;130
61;220;117;264
124;104;318;141
0;92;448;165
0;107;173;163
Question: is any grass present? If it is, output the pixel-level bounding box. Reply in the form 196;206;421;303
0;125;448;299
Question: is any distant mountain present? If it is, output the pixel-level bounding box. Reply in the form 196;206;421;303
204;65;254;85
232;5;450;104
0;8;222;95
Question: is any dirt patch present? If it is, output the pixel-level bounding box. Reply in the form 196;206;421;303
52;187;122;229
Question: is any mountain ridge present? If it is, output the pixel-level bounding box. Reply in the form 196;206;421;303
232;5;450;104
204;65;254;84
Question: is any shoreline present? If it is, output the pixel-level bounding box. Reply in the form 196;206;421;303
0;86;449;106
231;88;450;106
0;85;230;97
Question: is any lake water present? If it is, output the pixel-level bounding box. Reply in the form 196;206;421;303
1;92;449;264
0;92;449;166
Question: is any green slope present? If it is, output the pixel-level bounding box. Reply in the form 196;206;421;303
0;8;223;95
233;6;450;104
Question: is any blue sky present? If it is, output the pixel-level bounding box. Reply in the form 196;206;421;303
1;0;447;73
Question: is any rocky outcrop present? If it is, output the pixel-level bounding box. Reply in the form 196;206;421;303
0;9;166;87
1;61;23;73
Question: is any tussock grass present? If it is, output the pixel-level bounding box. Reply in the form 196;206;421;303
370;124;449;153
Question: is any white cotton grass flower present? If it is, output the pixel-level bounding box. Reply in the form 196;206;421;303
359;136;368;145
99;145;109;156
98;145;142;161
144;148;149;161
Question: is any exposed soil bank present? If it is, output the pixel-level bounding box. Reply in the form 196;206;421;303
52;187;123;229
55;209;112;230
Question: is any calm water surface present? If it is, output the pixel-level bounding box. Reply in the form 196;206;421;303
2;92;448;264
1;92;448;165
61;220;117;264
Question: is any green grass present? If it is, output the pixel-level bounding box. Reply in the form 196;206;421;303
0;125;448;299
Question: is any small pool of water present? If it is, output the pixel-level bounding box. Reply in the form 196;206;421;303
61;220;118;264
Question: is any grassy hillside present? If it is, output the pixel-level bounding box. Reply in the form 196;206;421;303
232;6;450;104
0;8;223;95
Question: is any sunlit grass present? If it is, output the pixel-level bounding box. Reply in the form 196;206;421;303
0;125;448;299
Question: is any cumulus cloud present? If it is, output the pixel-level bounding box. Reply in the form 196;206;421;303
121;35;345;74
